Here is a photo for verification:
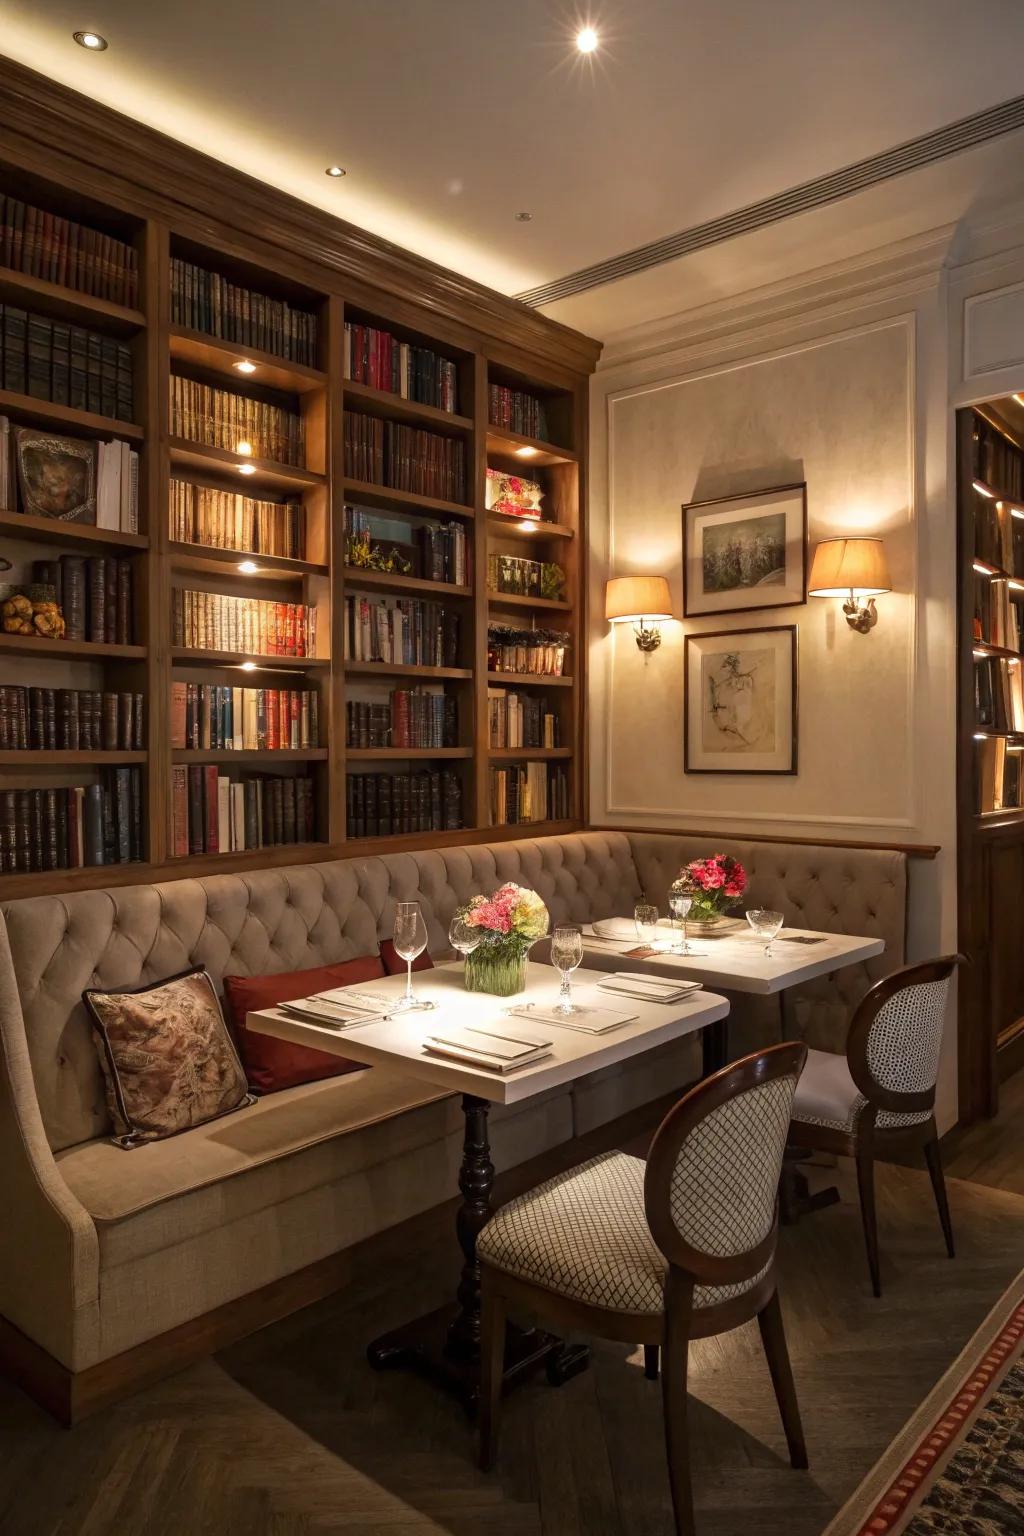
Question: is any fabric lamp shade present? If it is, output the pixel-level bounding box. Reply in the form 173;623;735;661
605;575;673;623
808;537;891;597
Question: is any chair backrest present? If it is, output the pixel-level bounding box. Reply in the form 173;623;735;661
644;1042;806;1291
846;954;962;1127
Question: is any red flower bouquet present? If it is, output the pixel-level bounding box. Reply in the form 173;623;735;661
671;853;748;924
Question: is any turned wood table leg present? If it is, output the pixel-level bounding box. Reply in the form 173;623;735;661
447;1094;495;1359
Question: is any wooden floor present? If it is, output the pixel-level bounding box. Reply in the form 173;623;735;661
1;1080;1023;1536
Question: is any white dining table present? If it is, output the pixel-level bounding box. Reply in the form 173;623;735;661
247;959;729;1405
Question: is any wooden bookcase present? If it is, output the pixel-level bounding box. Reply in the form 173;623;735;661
956;401;1024;1118
0;66;599;896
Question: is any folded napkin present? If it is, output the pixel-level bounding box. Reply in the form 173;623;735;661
507;1002;637;1034
423;1024;552;1073
597;972;702;1003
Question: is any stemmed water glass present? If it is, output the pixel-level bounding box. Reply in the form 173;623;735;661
746;908;785;956
634;900;660;946
449;914;481;964
393;901;432;1011
551;924;584;1015
669;890;693;954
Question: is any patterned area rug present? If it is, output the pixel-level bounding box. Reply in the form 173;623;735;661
824;1269;1024;1536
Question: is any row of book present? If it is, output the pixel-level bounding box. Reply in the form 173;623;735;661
487;625;569;677
976;656;1024;734
95;439;140;532
972;416;1024;500
0;769;143;872
170;377;304;467
344;504;470;586
976;736;1024;815
0;307;134;419
1;195;139;306
170;258;318;366
344;594;461;668
171;767;316;856
31;555;134;645
488;553;563;599
973;491;1023;574
170;683;320;752
343;411;467;504
0;687;143;751
346;769;462;839
346;690;458;750
488;383;550;442
490;763;570;825
974;576;1022;652
170;479;305;559
0;424;138;530
486;688;561;750
344;322;458;413
171;589;317;657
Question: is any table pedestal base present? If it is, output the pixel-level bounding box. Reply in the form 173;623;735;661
779;1150;841;1225
368;1305;589;1411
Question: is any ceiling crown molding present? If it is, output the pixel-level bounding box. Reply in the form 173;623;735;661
0;55;601;376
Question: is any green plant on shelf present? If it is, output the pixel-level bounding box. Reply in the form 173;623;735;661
540;562;566;601
345;531;412;575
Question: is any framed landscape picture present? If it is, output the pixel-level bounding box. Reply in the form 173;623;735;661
682;482;807;617
684;625;798;775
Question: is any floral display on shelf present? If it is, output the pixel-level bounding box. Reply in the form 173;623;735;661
671;853;748;926
455;882;550;995
485;467;546;521
487;624;570;677
344;528;412;575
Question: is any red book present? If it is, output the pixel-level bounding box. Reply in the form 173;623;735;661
290;690;300;749
267;690;278;751
203;765;219;853
170;682;187;749
171;766;188;857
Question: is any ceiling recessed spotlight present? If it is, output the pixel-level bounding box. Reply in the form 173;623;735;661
515;446;539;459
73;29;108;50
238;463;257;476
236;440;253;457
234;360;257;375
514;211;533;223
325;165;346;178
576;25;598;53
237;560;258;574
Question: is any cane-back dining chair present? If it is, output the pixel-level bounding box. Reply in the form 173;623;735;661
476;1042;809;1536
789;954;962;1297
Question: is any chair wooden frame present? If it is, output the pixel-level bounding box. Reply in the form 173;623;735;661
789;955;963;1297
478;1042;809;1536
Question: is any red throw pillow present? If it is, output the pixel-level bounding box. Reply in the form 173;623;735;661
379;938;434;976
223;955;386;1094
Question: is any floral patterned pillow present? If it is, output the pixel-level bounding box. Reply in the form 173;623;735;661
84;967;253;1147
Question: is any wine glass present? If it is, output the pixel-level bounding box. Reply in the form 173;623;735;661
746;908;785;956
634;900;660;946
449;914;481;964
393;901;431;1011
551;924;584;1015
668;890;693;954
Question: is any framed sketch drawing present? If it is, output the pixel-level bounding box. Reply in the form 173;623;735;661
682;482;807;617
684;625;798;775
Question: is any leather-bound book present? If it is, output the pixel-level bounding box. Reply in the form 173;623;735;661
104;558;118;645
203;764;219;853
0;790;16;871
86;557;106;643
66;787;83;869
128;766;142;861
133;692;144;751
13;790;31;871
101;693;118;751
50;788;67;870
82;783;104;865
170;682;187;750
118;693;134;752
58;689;80;751
170;765;188;857
115;559;132;644
282;776;296;844
42;688;56;750
28;687;45;750
187;765;204;854
377;773;392;837
244;779;259;850
28;789;44;872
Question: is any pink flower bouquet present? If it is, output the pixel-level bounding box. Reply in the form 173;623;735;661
671;854;748;924
456;882;549;994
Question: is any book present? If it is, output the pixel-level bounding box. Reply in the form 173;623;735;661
488;382;550;442
170;258;317;366
343;322;457;413
171;591;316;657
170;478;305;558
0;311;133;420
169;376;303;465
0;194;137;304
343;411;467;503
0;769;142;871
346;769;462;838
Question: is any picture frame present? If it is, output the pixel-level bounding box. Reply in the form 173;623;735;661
682;482;807;617
14;429;97;524
684;625;798;775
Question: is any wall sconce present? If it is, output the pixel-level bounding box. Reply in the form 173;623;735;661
605;575;673;653
808;537;891;633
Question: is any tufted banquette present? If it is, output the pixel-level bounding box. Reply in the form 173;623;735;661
0;828;906;1418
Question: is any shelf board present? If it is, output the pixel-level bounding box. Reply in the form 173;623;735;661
342;479;474;520
487;589;572;612
169;327;327;395
0;506;148;551
0;389;143;442
0;749;146;766
343;566;472;599
170;647;329;670
972;558;1016;581
0;634;145;661
972;476;1024;510
173;748;328;764
486;671;573;688
487;513;573;542
973;642;1022;661
344;661;473;681
169;438;325;493
167;841;330;868
485;426;578;466
0;266;146;333
488;747;572;760
169;542;327;581
346;747;473;761
343;380;474;433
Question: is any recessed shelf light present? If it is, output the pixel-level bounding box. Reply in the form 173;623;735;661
514;211;533;223
973;480;995;498
576;25;598;52
237;560;258;574
240;661;257;672
238;463;257;476
973;561;996;574
234;360;257;375
515;446;539;459
325;165;347;178
974;732;990;740
236;440;253;457
73;30;108;50
973;649;989;659
519;519;538;532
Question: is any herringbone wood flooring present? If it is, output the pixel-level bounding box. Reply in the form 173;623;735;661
2;1084;1023;1536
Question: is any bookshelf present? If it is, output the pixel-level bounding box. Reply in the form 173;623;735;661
0;97;597;893
957;400;1024;1116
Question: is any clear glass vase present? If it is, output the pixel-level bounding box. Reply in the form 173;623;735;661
464;946;528;996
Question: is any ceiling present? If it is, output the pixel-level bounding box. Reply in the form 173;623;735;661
5;1;1024;339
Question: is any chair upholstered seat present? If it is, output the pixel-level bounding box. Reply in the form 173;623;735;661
477;1150;768;1315
792;1047;931;1134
